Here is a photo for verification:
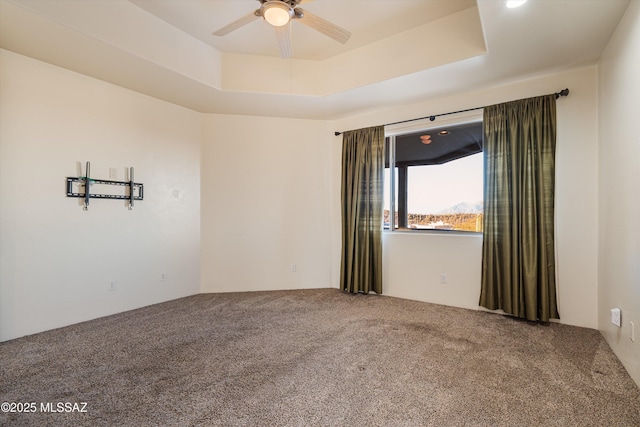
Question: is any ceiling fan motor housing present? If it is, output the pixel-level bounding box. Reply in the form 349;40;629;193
259;0;300;6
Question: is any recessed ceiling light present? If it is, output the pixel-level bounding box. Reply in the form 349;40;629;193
420;135;432;145
438;130;450;136
506;0;527;8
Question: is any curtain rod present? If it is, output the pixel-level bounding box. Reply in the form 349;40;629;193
333;88;570;136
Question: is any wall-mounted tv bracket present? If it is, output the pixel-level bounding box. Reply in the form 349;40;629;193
66;161;143;210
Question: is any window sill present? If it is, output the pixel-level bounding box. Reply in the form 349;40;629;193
383;228;482;236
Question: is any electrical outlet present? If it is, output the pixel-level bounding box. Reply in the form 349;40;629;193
160;272;166;281
290;264;297;273
611;308;621;327
440;273;447;284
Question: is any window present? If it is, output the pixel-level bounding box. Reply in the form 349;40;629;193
384;121;483;232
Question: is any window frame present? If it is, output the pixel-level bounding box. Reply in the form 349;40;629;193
384;113;484;234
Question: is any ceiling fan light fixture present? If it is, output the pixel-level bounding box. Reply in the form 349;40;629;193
506;0;528;8
263;1;293;27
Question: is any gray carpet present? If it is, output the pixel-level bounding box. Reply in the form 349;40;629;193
1;288;639;426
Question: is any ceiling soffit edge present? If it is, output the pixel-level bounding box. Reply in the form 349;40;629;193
221;6;487;97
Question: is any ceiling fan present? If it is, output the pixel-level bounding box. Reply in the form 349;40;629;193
212;0;351;58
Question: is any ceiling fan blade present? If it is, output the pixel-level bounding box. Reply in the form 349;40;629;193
212;10;259;36
295;8;350;44
275;25;292;58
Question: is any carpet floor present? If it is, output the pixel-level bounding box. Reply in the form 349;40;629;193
1;288;639;426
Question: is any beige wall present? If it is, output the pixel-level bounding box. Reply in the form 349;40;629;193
330;66;600;329
200;114;332;293
0;49;202;341
0;48;604;336
598;0;640;386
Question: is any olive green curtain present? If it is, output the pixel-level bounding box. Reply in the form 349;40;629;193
480;95;559;322
340;126;385;294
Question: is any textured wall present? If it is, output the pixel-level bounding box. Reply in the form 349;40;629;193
598;0;640;386
0;50;202;341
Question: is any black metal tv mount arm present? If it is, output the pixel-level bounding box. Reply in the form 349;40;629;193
66;161;144;211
